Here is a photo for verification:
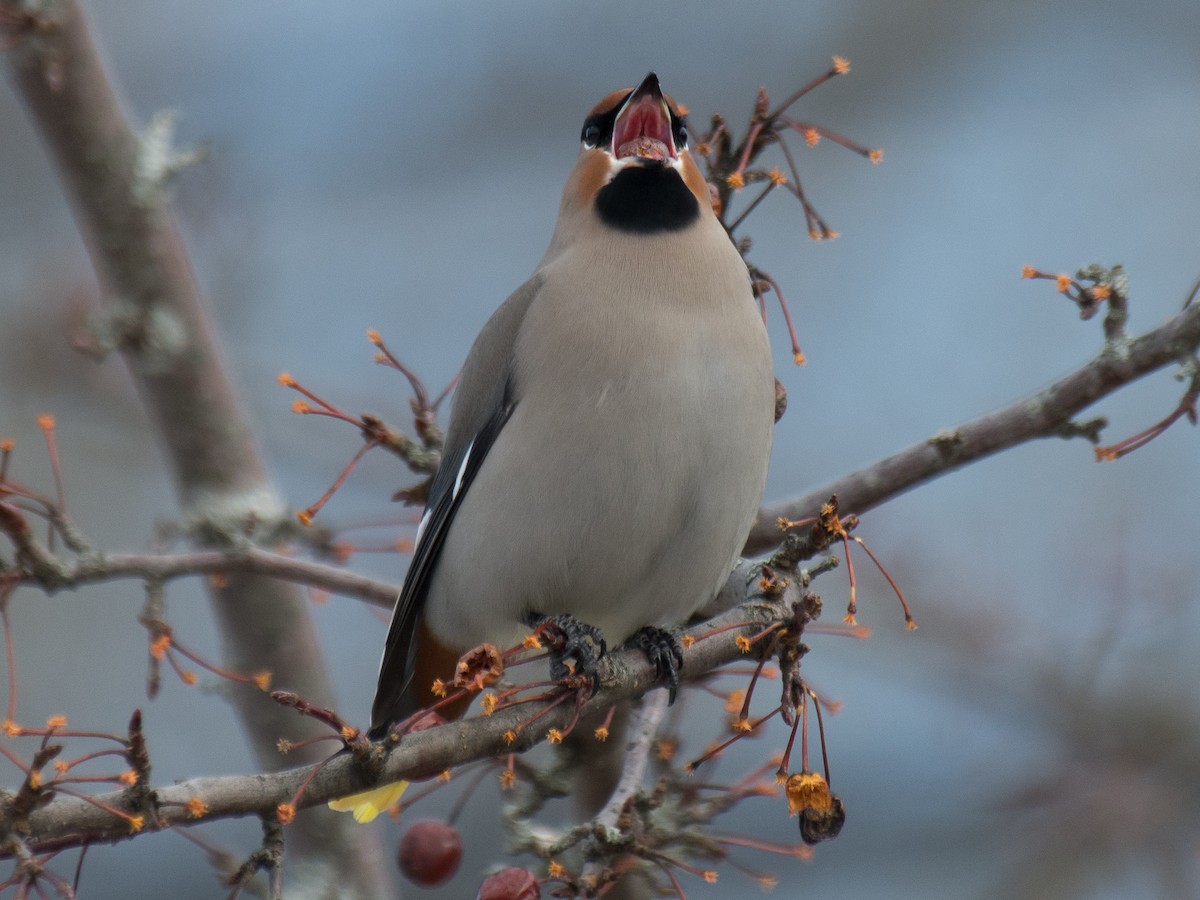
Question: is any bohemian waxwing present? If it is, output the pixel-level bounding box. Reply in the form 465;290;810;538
334;73;775;822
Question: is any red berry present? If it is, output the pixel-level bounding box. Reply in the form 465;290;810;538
397;820;462;887
476;867;540;900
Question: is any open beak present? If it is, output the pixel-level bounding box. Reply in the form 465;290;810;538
611;72;677;163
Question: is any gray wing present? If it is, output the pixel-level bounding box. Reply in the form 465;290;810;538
369;274;541;736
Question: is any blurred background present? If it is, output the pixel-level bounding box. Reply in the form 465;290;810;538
2;0;1199;897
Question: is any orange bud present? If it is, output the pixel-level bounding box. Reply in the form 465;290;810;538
149;634;170;660
724;689;746;715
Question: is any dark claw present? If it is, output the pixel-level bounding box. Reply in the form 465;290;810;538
531;613;607;694
629;626;685;704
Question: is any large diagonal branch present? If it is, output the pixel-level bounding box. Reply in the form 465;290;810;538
0;1;389;893
745;297;1200;553
4;579;786;853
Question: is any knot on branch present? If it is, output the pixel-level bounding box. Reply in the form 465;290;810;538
76;298;191;375
133;109;206;206
927;427;965;461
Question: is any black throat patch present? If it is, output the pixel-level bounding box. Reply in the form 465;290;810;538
594;164;700;234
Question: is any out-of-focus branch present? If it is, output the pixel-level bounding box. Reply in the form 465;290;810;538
745;296;1200;553
0;1;389;893
5;582;791;853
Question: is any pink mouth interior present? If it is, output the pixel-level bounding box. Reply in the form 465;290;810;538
613;94;675;161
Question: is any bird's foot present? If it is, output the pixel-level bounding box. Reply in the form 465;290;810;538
531;613;607;695
628;626;684;704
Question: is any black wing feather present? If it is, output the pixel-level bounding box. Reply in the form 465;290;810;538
369;391;515;737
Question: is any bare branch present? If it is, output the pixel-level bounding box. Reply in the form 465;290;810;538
12;546;400;609
0;0;389;891
6;581;793;854
745;296;1200;553
592;690;670;834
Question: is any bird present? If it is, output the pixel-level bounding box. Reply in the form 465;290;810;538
332;73;775;822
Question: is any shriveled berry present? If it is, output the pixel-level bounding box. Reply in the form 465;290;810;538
477;866;540;900
397;819;462;887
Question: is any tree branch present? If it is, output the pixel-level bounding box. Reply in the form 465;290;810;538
745;296;1200;553
4;584;791;854
0;1;389;892
13;545;400;609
